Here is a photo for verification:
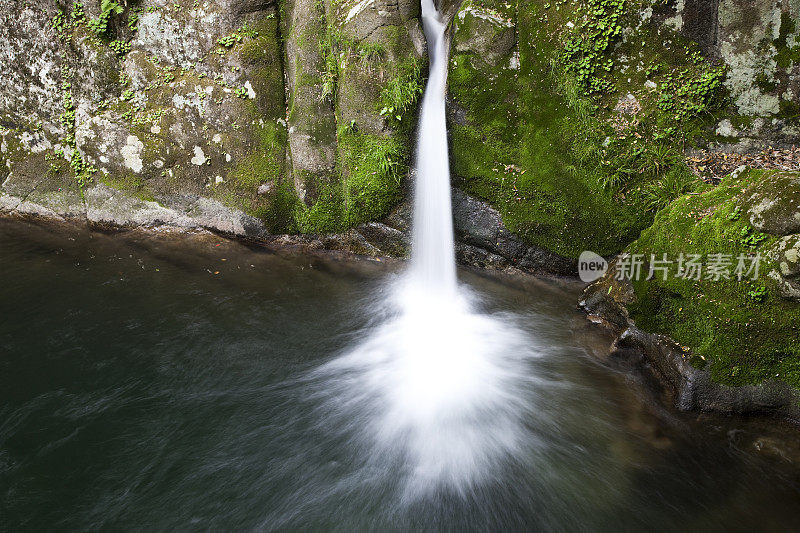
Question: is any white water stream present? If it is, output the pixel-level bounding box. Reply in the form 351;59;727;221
309;0;538;502
411;0;456;293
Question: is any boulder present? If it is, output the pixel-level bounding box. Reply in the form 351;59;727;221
745;171;800;236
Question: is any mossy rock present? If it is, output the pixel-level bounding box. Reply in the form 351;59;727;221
448;0;655;259
768;234;800;300
622;169;800;388
743;171;800;236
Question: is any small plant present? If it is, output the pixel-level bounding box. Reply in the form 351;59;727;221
560;0;626;94
379;58;423;126
51;10;66;37
217;33;241;48
356;42;384;67
233;87;248;99
640;143;680;177
128;10;140;31
121;89;135;101
318;36;338;103
109;39;130;56
747;285;768;302
644;63;661;78
641;168;698;212
216;24;259;54
72;2;86;24
88;0;124;37
739;226;768;247
728;205;742;221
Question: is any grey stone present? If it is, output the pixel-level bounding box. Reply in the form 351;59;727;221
745;172;800;236
768;234;800;300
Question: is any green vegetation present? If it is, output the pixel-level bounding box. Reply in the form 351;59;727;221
449;0;650;257
57;71;96;187
640;168;699;213
216;24;260;55
109;39;131;56
774;13;800;70
338;127;406;225
625;169;800;388
88;0;124;37
294;128;408;233
561;0;626;94
379;58;423;128
290;5;422;233
447;0;731;259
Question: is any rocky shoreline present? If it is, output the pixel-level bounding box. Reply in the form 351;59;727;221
0;182;577;276
579;262;800;426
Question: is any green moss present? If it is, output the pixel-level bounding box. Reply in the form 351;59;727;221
99;172;156;202
775;13;800;69
624;169;800;388
228;123;285;188
289;10;419;234
448;0;653;258
338;127;406;225
251;181;300;232
446;0;737;258
294;179;346;233
210;101;292;231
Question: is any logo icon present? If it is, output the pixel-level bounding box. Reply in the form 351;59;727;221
578;251;608;283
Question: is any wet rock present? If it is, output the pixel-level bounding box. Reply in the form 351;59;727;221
356;222;409;257
580;256;800;421
455;242;509;270
578;257;635;329
451;188;577;276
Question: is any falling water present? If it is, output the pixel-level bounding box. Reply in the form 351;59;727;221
303;0;540;504
411;0;456;292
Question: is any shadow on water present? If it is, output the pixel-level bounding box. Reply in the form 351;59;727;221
1;219;799;531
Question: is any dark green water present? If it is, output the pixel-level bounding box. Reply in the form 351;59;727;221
1;219;799;531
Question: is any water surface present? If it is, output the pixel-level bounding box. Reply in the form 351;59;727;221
1;219;799;531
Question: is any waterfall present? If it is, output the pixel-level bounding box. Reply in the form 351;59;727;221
411;0;456;294
305;0;538;503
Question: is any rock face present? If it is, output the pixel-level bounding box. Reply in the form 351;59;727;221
738;171;800;300
687;0;800;150
451;188;577;275
445;0;800;264
745;171;800;235
284;0;337;203
768;234;800;299
1;0;799;271
0;0;425;237
2;0;293;231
